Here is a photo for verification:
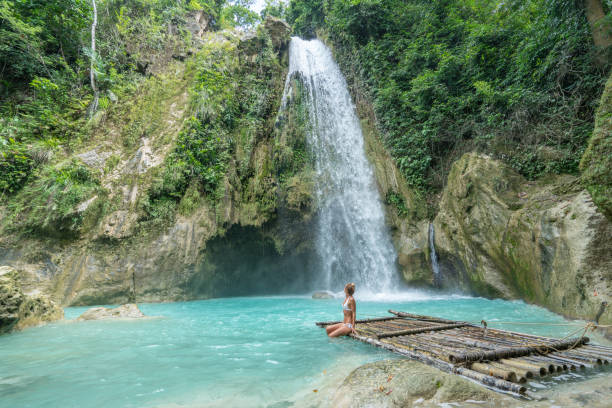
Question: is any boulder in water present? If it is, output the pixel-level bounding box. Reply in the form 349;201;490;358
0;266;63;334
331;359;507;407
77;303;145;321
312;291;334;299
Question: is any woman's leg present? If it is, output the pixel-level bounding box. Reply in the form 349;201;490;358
328;324;352;338
326;323;343;335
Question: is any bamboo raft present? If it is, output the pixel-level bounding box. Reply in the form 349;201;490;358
316;310;612;396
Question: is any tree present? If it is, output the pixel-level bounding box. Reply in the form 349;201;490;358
584;0;612;50
88;0;98;116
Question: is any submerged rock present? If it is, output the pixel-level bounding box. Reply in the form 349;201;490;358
0;266;63;334
312;291;334;299
77;304;145;321
331;359;507;407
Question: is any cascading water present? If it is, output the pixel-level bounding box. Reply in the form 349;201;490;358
282;37;398;294
429;223;441;287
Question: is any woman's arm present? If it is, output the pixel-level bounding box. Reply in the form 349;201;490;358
350;299;356;331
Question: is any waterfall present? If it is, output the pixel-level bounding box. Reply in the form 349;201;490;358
429;223;441;286
282;37;398;294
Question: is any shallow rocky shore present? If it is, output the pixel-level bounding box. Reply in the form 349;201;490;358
330;359;612;408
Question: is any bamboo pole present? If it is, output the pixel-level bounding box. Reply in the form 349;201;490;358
452;366;527;394
470;362;518;382
543;353;583;370
550;351;598;367
582;344;612;354
580;346;612;359
499;359;547;376
522;356;559;373
388;310;461;324
488;361;533;379
557;349;604;365
528;355;567;371
448;337;589;363
377;323;470;339
568;348;610;363
315;316;401;327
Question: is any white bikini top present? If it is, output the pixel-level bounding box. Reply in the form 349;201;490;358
342;297;352;311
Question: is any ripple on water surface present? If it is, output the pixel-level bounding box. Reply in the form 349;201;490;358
0;295;609;408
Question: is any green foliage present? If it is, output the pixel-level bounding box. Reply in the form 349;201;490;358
145;26;286;225
580;72;612;220
260;0;287;19
275;75;313;184
385;191;409;218
221;0;259;28
0;142;33;195
5;161;102;236
288;0;610;192
286;0;324;38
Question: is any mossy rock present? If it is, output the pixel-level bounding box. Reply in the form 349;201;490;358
0;266;63;334
581;71;612;221
331;359;507;408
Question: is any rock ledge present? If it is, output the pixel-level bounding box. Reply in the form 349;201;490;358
77;303;145;321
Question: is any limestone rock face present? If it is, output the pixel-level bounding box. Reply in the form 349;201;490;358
185;10;209;39
331;359;505;408
99;210;138;240
239;17;291;59
433;153;612;325
263;16;291;50
0;266;63;334
0;266;24;332
396;221;432;286
77;303;144;320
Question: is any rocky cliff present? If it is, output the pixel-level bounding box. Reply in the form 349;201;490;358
432;153;611;326
0;18;320;307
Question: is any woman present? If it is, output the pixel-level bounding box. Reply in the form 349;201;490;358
326;283;356;337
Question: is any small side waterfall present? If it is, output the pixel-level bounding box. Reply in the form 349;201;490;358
429;223;441;286
282;37;398;294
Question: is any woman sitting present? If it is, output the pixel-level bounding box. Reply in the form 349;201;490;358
326;283;356;337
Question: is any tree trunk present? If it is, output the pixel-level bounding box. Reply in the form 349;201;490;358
89;0;99;116
584;0;612;49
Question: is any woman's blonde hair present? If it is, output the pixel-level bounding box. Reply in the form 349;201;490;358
345;282;355;296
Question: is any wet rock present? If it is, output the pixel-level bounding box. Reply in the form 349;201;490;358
0;266;63;334
15;294;64;331
77;148;112;170
99;210;138;240
396;221;432;286
77;304;144;321
185;10;209;39
127;138;162;174
0;266;24;332
312;291;334;299
331;359;506;408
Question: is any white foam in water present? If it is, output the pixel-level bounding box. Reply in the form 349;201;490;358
282;37;400;294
